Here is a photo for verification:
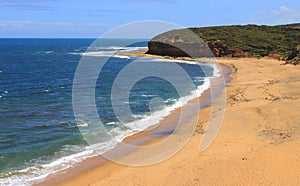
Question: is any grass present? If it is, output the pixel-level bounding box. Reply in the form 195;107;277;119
152;24;300;58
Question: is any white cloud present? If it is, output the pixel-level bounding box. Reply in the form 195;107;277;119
0;20;31;27
0;20;108;37
0;0;57;3
279;6;292;12
260;6;300;24
3;4;53;10
0;20;105;28
0;0;57;11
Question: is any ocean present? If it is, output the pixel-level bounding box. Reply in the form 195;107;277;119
0;38;218;185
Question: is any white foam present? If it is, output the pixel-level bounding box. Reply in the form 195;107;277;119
44;51;54;54
113;55;130;59
0;59;220;186
90;46;141;51
0;79;213;186
0;142;117;186
123;101;138;104
69;46;143;59
106;122;117;125
141;94;156;97
205;62;221;77
76;120;89;127
121;77;211;133
164;98;177;103
116;59;219;134
69;51;130;59
141;57;221;78
68;51;112;56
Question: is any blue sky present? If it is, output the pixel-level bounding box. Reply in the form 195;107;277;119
0;0;299;38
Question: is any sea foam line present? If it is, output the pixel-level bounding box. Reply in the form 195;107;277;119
0;59;219;186
68;51;130;59
68;46;142;59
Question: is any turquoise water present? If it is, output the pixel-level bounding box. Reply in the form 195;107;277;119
0;39;216;185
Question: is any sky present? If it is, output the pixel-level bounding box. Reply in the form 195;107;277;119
0;0;299;38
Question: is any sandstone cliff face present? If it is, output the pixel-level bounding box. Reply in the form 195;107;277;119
205;41;247;57
146;29;215;58
146;41;189;57
146;40;247;58
146;41;213;58
146;24;300;62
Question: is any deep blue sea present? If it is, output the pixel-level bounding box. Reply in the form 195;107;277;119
0;39;217;185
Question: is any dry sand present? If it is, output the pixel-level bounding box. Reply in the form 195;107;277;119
54;57;300;186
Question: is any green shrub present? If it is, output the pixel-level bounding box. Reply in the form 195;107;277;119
154;24;300;58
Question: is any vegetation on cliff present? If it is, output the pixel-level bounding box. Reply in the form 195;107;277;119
190;24;300;57
147;23;300;64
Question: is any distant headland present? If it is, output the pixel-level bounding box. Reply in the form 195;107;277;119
146;23;300;65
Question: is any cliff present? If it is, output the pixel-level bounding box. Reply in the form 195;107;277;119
146;29;214;58
146;24;300;63
147;40;247;58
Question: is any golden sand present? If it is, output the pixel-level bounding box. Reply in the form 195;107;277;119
40;57;300;186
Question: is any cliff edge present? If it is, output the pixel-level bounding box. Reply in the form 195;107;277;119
146;24;300;64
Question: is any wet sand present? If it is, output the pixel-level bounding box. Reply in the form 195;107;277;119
41;57;300;185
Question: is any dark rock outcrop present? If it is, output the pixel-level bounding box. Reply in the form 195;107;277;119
286;46;300;65
146;41;190;57
146;29;214;58
146;40;247;58
146;41;213;58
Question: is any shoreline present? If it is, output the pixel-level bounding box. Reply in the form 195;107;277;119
34;54;231;186
38;55;300;185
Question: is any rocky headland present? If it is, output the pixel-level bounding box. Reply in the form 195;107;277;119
146;24;300;64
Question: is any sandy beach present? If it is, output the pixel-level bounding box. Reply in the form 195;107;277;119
2;2;300;185
47;57;300;186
